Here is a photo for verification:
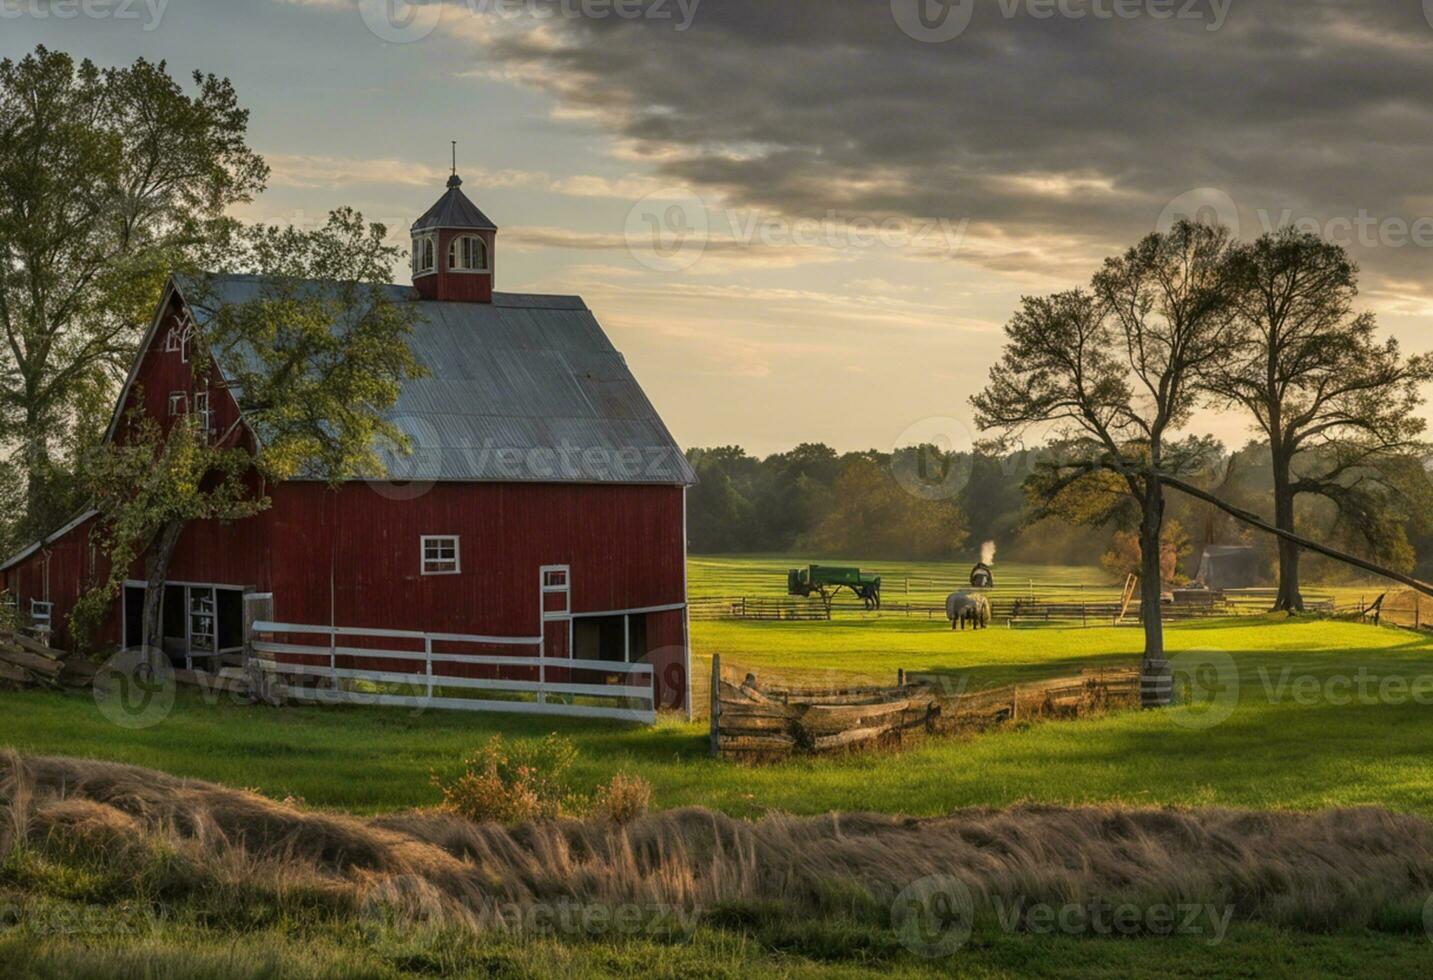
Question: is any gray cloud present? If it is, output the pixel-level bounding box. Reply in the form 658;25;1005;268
468;0;1433;294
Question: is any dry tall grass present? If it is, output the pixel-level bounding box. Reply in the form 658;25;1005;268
3;750;1431;938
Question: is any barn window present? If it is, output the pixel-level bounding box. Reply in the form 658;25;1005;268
164;328;181;352
421;535;460;575
168;392;189;416
541;564;571;618
412;234;437;276
448;234;488;272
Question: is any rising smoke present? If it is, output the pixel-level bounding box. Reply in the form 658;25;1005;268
981;540;996;565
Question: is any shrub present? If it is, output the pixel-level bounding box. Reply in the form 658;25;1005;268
433;734;585;825
594;772;652;825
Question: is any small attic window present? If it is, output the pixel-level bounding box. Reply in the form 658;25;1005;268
164;328;181;352
448;234;488;272
413;234;437;276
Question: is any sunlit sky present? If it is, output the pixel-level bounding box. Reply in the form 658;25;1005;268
9;0;1433;456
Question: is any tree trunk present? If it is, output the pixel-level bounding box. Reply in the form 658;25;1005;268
139;520;185;652
1271;456;1304;613
22;406;52;531
1138;478;1170;708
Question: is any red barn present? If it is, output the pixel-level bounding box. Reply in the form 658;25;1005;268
1;173;695;719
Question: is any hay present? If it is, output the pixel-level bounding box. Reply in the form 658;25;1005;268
3;750;1430;936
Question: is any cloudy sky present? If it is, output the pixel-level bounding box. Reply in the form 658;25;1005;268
9;0;1433;455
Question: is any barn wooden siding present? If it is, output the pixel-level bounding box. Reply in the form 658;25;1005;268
5;482;683;638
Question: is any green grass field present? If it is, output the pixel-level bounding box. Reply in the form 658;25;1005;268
4;557;1433;977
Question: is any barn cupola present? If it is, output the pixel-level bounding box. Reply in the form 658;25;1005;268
411;154;497;303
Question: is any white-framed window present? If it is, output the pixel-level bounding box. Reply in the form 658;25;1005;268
30;599;53;633
164;328;181;352
541;564;571;618
448;234;489;272
421;535;460;575
168;391;189;416
412;234;437;276
193;390;212;437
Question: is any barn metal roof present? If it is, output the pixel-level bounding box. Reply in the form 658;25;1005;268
410;175;498;232
182;274;695;487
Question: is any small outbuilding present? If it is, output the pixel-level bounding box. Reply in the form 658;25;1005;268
1193;544;1262;589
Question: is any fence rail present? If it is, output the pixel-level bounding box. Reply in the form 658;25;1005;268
248;618;656;723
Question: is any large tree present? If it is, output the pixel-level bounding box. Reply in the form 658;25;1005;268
74;210;425;652
0;45;266;539
974;221;1238;705
1210;229;1433;611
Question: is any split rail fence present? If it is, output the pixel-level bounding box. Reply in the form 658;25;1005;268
709;654;1140;762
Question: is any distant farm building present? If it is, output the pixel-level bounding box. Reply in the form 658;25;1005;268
0;172;695;713
1193;544;1262;589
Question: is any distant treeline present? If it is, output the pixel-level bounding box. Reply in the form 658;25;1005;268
684;442;1433;581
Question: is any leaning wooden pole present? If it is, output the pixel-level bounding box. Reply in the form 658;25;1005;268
1159;473;1433;600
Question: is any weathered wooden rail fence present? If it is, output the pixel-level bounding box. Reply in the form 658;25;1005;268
709;654;1141;762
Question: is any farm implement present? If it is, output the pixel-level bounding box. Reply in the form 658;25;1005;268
787;564;882;610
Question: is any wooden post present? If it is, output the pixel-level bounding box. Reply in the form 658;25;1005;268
425;635;434;701
709;653;721;758
242;592;276;706
897;668;906;691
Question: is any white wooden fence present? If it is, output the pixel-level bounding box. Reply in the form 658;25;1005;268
248;617;656;724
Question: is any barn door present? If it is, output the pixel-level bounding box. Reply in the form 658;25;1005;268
540;566;572;692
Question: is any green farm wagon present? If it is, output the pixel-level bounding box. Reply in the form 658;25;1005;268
786;564;882;610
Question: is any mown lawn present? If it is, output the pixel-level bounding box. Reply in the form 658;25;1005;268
1;615;1432;820
5;578;1433;977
